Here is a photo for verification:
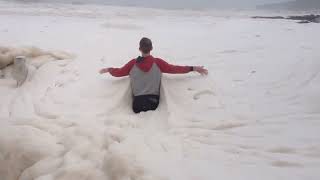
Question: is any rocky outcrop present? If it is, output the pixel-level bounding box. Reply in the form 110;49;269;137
287;14;320;23
252;14;320;24
252;16;285;19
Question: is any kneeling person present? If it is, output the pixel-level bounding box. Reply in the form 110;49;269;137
99;37;208;113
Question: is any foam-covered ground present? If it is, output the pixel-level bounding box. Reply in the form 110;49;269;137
0;2;320;180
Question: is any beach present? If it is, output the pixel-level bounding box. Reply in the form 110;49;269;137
0;2;320;180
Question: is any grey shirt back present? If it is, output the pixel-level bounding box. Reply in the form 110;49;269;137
129;63;161;96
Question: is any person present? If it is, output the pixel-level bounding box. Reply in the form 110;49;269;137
99;37;208;113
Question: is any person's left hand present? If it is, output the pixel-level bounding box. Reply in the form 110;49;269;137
194;66;208;75
99;68;110;74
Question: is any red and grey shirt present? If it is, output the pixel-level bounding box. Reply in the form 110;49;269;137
109;55;193;96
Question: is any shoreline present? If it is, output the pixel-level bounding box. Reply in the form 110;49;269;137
1;1;320;19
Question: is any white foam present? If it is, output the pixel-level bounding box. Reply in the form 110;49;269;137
0;2;320;180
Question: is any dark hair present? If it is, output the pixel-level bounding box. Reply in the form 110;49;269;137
139;37;153;54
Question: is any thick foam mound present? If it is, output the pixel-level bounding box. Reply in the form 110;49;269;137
0;46;74;69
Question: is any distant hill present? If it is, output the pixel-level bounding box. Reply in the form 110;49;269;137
257;0;320;10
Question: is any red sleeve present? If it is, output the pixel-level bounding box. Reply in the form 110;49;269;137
155;58;192;74
109;59;135;77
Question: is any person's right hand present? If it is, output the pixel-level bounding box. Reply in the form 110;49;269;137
99;68;111;74
194;66;208;75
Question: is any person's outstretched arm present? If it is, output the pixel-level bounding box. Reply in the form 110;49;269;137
155;58;208;75
99;59;135;77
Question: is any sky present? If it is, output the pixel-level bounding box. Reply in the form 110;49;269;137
10;0;293;9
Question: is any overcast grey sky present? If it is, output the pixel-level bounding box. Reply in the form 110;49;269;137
12;0;294;8
241;0;289;4
195;0;291;7
98;0;291;6
104;0;293;8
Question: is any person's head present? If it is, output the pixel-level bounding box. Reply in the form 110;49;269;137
139;37;153;55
